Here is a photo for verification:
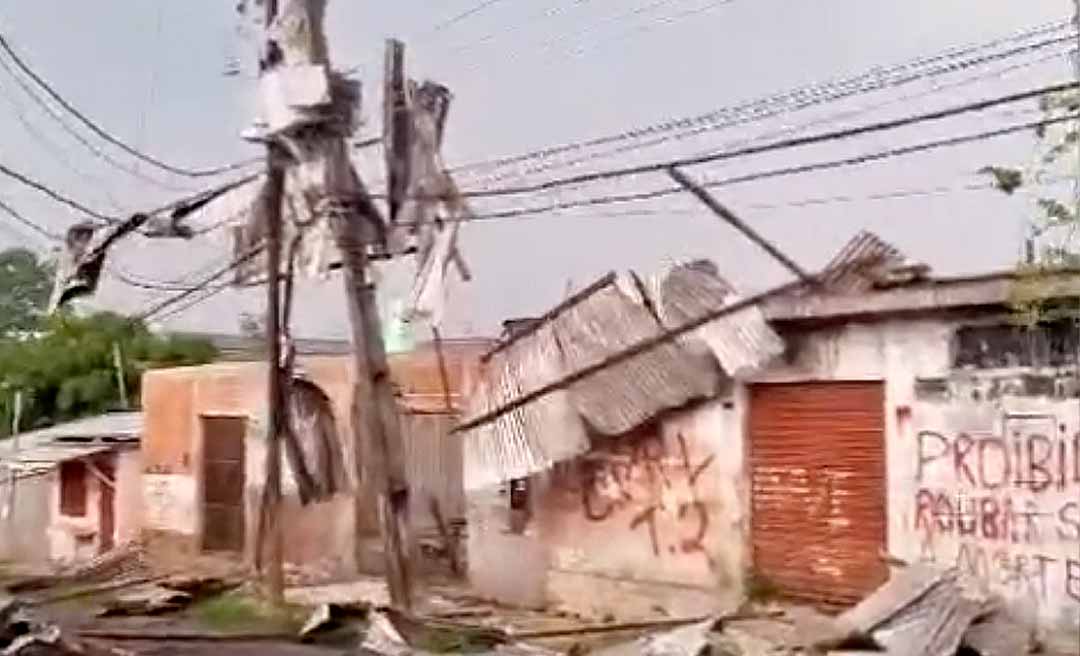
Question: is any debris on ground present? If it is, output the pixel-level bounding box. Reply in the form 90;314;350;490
357;609;560;655
823;564;1035;655
97;585;193;617
1;592;113;656
583;565;1045;656
297;601;369;644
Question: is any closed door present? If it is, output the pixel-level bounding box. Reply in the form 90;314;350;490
749;382;887;605
97;457;115;554
201;416;246;552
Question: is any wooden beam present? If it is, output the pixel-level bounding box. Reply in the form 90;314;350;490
668;166;815;284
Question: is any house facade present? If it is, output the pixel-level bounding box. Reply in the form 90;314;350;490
0;412;142;568
461;235;1080;643
138;340;489;578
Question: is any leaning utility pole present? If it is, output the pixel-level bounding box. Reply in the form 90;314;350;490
259;0;414;608
260;0;286;604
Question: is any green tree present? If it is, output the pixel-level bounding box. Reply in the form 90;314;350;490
0;312;217;437
0;247;53;336
983;82;1080;325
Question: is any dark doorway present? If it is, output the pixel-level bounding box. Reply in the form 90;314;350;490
201;416;246;552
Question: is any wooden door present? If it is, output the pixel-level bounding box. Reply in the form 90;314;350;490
97;457;115;554
201;416;246;552
749;382;887;605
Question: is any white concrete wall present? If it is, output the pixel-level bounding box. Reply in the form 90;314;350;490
467;397;747;619
116;449;143;545
751;318;1079;639
0;471;52;567
464;315;1080;636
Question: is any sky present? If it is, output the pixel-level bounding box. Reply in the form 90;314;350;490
0;0;1073;340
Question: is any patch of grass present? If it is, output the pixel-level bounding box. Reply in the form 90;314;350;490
411;628;502;654
192;593;306;634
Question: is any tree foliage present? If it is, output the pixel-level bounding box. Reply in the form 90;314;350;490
983;85;1080;324
0;247;54;336
0;312;217;437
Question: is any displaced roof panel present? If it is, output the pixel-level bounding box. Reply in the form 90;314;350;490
464;322;588;490
819;230;906;293
462;261;773;488
557;283;720;436
655;260;784;378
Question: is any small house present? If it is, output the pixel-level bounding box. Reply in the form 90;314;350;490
0;412;142;568
138;339;490;579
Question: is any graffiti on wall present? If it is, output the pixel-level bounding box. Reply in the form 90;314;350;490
556;431;715;557
912;414;1080;606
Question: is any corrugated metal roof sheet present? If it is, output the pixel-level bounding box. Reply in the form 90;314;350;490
463;261;778;489
0;412;142;471
653;260;785;379
817;230;929;293
558;283;720;436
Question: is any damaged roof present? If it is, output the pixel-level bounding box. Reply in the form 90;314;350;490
0;411;142;476
462;261;783;489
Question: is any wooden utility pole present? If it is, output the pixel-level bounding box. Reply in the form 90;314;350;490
261;0;286;605
260;0;413;609
112;343;128;410
11;390;21;451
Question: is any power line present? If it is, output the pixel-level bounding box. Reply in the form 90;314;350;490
0;158;116;223
0;48;197;193
432;0;509;32
0;195;61;240
134;245;263;322
493;38;1075;186
0;71;129;213
0;31;261;179
452;81;1080;200
433;111;1080;224
450;19;1072;178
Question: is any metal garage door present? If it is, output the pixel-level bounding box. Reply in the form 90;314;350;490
749;382;887;605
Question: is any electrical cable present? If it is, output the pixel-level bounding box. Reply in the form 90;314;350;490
451;81;1080;200
0;195;62;240
432;111;1080;223
134;244;263;321
449;19;1072;177
432;0;509;32
0;31;261;179
0;158;116;223
0;49;198;193
488;39;1075;187
0;72;129;213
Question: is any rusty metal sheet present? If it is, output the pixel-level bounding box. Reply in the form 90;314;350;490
749;382;888;605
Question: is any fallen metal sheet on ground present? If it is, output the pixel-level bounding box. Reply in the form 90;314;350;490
358;611;560;656
824;564;1034;656
960;607;1034;656
98;585;193;617
298;602;369;644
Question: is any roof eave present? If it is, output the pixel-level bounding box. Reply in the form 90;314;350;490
763;269;1080;322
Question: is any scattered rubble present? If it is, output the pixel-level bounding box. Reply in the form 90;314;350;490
97;585;192;617
824;565;1036;656
297;601;369;644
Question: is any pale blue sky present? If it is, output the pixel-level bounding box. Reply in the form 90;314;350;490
0;1;1071;338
